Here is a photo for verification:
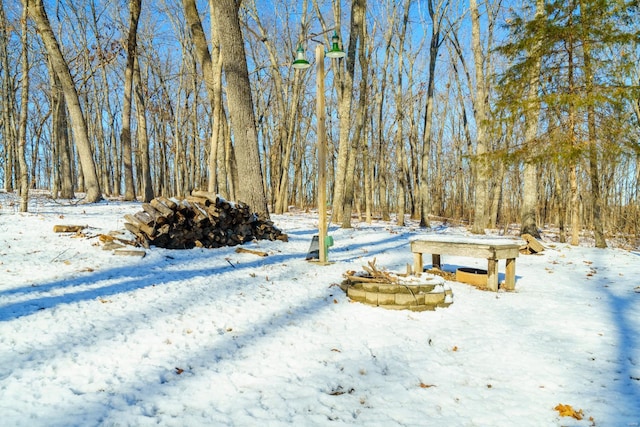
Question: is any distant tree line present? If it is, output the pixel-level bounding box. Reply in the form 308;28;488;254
0;0;638;246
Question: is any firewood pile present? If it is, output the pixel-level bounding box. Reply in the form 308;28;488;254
123;190;288;249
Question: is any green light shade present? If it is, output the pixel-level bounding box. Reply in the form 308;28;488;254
292;45;311;69
326;31;346;59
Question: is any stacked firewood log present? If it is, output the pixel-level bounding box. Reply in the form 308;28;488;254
124;190;288;249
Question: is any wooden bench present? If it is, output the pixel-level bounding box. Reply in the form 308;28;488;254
411;235;522;292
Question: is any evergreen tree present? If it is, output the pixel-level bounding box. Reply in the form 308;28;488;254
496;0;639;246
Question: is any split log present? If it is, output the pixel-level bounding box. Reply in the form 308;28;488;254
521;233;545;254
99;233;137;247
150;198;175;218
235;247;269;257
113;249;146;257
190;189;218;205
53;225;87;233
102;242;125;250
186;195;210;206
124;214;155;236
156;196;177;210
141;203;167;225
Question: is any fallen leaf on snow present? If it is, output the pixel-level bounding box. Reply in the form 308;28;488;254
419;382;436;388
554;403;583;420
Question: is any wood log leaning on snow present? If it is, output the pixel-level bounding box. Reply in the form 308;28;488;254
124;190;288;249
520;233;545;254
53;225;87;233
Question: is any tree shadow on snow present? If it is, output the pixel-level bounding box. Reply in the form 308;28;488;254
1;221;436;425
592;249;640;423
0;246;293;322
12;264;351;426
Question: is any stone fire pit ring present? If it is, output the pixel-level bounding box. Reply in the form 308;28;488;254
342;271;453;312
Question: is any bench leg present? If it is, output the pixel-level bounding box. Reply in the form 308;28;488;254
413;252;423;275
487;259;498;292
504;258;516;290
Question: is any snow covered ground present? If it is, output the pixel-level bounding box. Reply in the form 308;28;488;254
0;190;639;427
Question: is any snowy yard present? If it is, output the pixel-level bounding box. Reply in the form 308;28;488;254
1;191;639;426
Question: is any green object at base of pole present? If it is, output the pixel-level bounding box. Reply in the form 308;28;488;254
325;235;334;248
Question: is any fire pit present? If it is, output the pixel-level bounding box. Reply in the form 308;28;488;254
341;259;453;311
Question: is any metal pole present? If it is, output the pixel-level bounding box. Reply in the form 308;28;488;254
316;44;327;264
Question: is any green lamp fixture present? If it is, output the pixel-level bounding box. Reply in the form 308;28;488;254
326;31;346;59
292;44;311;69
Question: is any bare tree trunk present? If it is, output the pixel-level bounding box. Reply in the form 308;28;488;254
553;166;567;243
579;1;607;248
183;0;225;194
432;72;452;217
373;11;394;222
420;0;449;227
120;0;141;201
394;0;412;227
17;0;29;212
29;118;43;189
469;0;490;234
569;164;580;245
48;56;74;199
83;2;115;197
208;2;225;195
0;0;16;193
320;0;354;224
520;0;545;238
246;0;308;214
449;28;475;224
133;56;154;202
274;74;304;213
26;0;102;202
488;151;505;228
183;0;215;102
223;116;238;201
408;102;420;219
566;24;580;246
364;117;373;223
341;0;367;228
217;109;230;199
211;0;268;218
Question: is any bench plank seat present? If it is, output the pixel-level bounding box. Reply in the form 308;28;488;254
411;236;521;292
